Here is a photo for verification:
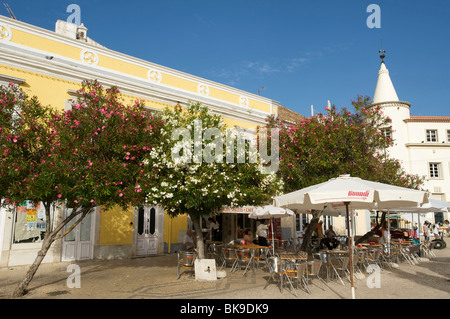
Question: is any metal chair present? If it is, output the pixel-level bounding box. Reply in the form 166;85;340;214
264;257;296;296
235;248;253;275
253;247;269;270
207;243;223;267
307;260;326;291
177;250;197;279
220;246;238;271
329;256;350;285
286;262;311;294
366;248;383;272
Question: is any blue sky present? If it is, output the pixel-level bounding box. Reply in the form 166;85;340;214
3;0;450;117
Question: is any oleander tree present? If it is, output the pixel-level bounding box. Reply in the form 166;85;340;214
142;102;284;258
0;81;164;297
265;95;425;252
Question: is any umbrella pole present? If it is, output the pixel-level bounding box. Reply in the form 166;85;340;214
345;202;355;299
271;218;275;255
387;211;391;256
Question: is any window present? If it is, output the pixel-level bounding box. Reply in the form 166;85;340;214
295;213;309;234
447;130;450;143
381;127;392;140
426;130;437;142
13;201;53;244
429;163;441;178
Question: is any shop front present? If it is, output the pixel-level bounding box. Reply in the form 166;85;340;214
219;206;294;247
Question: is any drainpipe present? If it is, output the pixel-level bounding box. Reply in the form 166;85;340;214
168;216;172;254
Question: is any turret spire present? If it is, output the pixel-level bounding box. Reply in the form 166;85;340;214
373;50;399;103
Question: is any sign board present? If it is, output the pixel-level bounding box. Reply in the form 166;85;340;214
194;259;217;281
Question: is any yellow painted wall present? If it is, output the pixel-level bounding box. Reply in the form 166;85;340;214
0;64;76;111
1;19;278;252
98;206;134;245
11;28;81;61
164;214;188;245
7;24;274;115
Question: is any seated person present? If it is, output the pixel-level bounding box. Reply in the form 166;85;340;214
322;225;339;250
243;229;256;245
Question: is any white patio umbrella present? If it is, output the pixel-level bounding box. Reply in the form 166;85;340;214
249;205;295;255
380;198;450;246
384;198;450;213
273;174;429;299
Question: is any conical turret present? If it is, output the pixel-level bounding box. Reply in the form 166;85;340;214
373;53;400;104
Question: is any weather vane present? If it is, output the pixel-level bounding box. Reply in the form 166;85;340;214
379;40;386;62
379;49;386;62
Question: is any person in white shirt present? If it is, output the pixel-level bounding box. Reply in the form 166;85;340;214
432;223;440;240
208;217;220;241
256;220;270;246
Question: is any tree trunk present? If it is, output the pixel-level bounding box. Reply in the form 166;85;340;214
355;211;386;245
190;213;206;259
11;235;54;298
11;206;91;298
300;209;322;259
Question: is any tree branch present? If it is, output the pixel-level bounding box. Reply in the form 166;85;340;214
54;207;92;240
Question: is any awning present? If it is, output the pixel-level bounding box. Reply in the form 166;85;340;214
220;206;257;214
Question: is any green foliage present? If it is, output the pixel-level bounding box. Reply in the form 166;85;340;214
142;102;283;219
266;95;425;192
0;80;164;212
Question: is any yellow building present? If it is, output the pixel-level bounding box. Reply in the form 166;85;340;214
0;15;286;266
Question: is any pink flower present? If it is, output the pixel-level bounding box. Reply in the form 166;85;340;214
119;193;123;197
58;194;62;198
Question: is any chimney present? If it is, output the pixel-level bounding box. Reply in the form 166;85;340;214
76;23;88;41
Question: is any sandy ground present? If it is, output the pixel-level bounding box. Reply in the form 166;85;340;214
1;239;449;301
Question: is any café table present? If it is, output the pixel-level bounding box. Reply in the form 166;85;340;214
227;244;268;275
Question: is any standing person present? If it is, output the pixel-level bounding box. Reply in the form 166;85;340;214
208;217;220;241
423;221;431;247
432;223;441;240
380;221;390;245
256;220;269;247
442;220;450;236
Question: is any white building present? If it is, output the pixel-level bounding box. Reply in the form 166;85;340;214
371;53;450;224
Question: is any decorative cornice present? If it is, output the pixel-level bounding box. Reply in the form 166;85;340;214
404;116;450;123
0;15;278;110
0;48;271;127
370;101;411;108
0;73;25;84
405;143;450;148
